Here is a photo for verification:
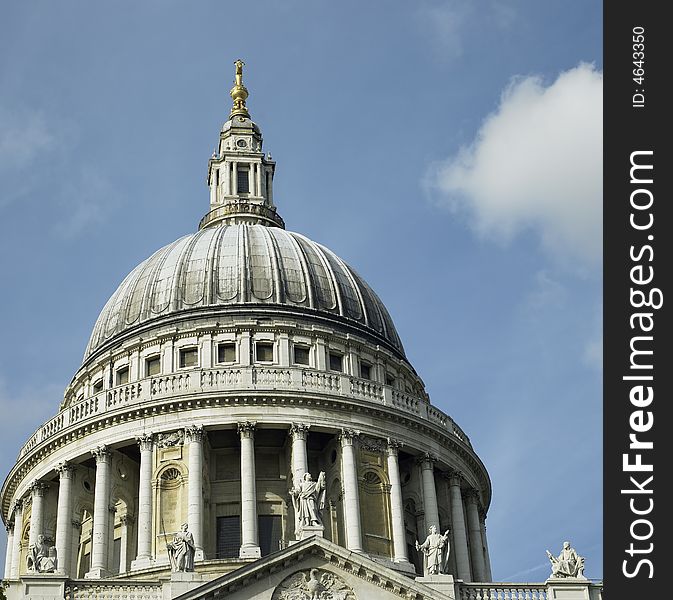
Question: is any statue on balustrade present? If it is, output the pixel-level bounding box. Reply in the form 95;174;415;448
546;541;586;579
167;523;195;572
415;525;450;576
290;471;326;534
26;534;57;573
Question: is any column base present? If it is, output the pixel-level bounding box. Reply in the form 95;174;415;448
298;524;324;540
195;547;206;561
130;556;155;570
415;574;456;599
84;567;110;579
169;571;205;598
239;545;261;559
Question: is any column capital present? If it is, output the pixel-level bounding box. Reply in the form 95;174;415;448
463;488;481;504
30;481;49;497
339;428;360;446
441;468;465;486
11;498;24;514
6;521;14;533
119;514;134;526
416;452;438;469
56;461;76;479
289;423;310;440
185;425;205;443
386;438;403;456
91;445;111;463
237;421;256;438
136;433;155;451
479;508;488;523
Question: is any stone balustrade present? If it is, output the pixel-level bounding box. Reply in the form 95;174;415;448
460;584;548;600
64;581;162;599
18;366;472;460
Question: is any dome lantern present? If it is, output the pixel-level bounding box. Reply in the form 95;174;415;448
201;60;284;230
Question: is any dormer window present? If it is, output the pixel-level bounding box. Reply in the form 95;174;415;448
237;167;250;194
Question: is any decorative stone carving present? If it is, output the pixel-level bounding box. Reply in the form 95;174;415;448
91;445;111;463
272;568;356;600
359;435;386;453
547;542;586;579
26;534;57;573
339;429;360;446
185;425;205;443
290;423;310;444
546;541;586;579
156;430;183;448
29;481;49;497
415;525;450;576
290;471;326;535
137;432;156;450
237;421;256;438
167;523;196;572
386;438;403;456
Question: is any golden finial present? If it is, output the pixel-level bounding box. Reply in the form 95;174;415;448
229;59;250;118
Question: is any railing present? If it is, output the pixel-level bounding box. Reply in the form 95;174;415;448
64;581;162;600
19;366;471;459
460;584;548;600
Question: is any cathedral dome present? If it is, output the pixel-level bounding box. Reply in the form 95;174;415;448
84;225;404;361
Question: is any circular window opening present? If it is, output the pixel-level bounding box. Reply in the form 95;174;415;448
401;471;411;485
83;479;92;492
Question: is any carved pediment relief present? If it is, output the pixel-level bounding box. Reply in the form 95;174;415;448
273;568;356;600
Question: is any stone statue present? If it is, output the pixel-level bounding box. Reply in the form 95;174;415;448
167;523;195;572
26;534;57;573
546;541;586;579
290;471;326;533
415;525;450;576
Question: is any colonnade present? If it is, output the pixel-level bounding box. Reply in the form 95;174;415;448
3;424;491;582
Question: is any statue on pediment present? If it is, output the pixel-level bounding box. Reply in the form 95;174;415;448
167;523;195;572
290;471;326;533
26;534;57;573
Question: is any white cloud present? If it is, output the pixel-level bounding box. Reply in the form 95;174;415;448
0;107;53;171
427;63;603;269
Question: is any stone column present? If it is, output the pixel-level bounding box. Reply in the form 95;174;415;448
465;490;487;581
289;423;309;484
267;166;274;204
339;430;363;553
55;462;75;576
185;425;205;561
247;163;254;196
10;499;24;579
232;161;238;195
447;472;471;582
119;515;132;574
238;421;261;558
4;521;14;578
256;162;262;197
419;455;440;532
223;161;231;197
386;439;409;563
479;509;493;581
132;433;154;569
28;481;48;547
70;520;82;579
86;445;112;578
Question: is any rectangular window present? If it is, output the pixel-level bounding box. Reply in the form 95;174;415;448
258;515;282;556
329;352;343;372
216;516;241;558
360;362;372;380
293;345;310;366
217;343;236;363
385;374;395;387
237;167;250;193
179;348;198;368
256;342;274;363
145;355;161;377
92;379;104;394
115;367;129;386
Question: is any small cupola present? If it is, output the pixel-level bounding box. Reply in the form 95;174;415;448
200;59;284;230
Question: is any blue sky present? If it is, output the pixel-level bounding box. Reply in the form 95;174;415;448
0;1;602;581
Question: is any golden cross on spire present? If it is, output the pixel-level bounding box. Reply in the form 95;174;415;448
229;59;250;118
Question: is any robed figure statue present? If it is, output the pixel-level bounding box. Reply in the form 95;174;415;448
546;541;586;579
167;523;196;572
290;471;326;534
415;526;450;576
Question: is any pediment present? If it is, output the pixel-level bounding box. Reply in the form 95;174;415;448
174;537;448;600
